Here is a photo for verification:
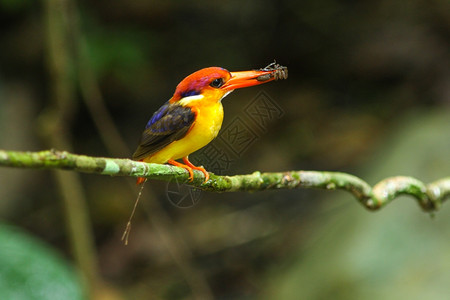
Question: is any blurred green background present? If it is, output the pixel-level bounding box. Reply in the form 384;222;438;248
0;0;449;299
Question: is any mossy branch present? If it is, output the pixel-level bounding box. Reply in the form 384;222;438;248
1;149;449;211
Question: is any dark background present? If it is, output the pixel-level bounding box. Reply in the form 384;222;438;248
0;0;449;299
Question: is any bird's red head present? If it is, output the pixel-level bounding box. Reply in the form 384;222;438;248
170;66;280;105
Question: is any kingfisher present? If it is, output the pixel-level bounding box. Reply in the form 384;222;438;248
133;63;287;184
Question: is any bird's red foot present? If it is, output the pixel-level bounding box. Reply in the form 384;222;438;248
168;157;209;183
183;157;209;183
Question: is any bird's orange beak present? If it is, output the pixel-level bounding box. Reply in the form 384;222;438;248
221;69;281;91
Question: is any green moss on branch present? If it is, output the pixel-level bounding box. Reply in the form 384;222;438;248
1;149;449;211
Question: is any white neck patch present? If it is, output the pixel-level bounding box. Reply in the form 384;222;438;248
178;90;234;105
178;94;205;106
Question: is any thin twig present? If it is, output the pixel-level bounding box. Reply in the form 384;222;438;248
121;179;147;245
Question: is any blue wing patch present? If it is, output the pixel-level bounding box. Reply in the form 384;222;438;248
133;102;196;160
146;102;169;128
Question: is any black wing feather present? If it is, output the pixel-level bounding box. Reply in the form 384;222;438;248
132;102;195;160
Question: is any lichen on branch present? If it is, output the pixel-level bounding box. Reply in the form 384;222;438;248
1;149;449;211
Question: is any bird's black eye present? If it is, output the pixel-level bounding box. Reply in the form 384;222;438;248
210;78;224;88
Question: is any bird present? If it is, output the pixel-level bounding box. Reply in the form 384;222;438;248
132;64;287;184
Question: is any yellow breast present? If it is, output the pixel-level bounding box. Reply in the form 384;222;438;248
143;100;224;163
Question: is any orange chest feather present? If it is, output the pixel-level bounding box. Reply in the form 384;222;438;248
184;102;224;146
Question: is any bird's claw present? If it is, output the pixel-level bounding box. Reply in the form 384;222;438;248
169;158;209;184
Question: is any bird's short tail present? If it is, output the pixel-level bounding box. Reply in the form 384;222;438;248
136;177;146;185
135;159;146;185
